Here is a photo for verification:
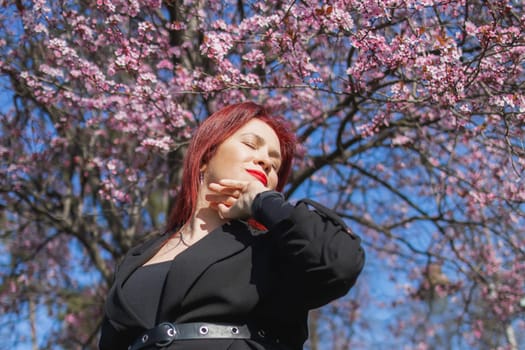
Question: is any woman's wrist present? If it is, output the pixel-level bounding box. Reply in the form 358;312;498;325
252;191;294;229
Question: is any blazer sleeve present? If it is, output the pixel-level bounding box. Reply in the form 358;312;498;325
252;191;365;309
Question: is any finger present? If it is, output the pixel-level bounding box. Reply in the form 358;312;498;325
217;202;234;219
206;194;237;205
210;198;235;213
208;183;242;198
210;200;233;209
217;179;249;189
214;203;226;219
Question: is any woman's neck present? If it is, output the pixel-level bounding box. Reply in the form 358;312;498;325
182;189;228;243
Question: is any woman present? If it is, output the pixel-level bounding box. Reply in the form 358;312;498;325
99;102;365;350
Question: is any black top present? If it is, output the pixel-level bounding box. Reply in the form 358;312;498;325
99;191;365;350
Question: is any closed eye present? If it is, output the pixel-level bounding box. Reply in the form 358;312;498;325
243;141;257;149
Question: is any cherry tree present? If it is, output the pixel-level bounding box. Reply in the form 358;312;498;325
0;0;524;349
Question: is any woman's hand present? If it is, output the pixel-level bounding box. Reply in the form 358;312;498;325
207;179;268;220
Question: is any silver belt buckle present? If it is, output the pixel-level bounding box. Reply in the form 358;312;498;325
155;322;177;347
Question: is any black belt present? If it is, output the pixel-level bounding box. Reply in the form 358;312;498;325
128;322;254;350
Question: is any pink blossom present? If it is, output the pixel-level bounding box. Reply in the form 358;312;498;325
392;135;411;146
200;32;234;62
141;136;173;153
157;59;174;70
242;49;266;68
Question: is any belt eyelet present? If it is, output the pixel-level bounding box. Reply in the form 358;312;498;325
231;327;239;334
199;326;209;335
141;334;149;343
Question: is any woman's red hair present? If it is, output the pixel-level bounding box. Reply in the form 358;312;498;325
166;102;296;231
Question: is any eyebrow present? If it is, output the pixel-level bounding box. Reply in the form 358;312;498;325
241;132;282;159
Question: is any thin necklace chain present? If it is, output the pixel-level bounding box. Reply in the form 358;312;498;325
178;227;191;247
162;227;191;251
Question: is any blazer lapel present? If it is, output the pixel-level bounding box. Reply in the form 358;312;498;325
108;232;172;328
118;233;170;280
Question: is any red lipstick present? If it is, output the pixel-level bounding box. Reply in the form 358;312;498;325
246;169;268;186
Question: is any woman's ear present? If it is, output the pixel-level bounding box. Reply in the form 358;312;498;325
199;164;207;185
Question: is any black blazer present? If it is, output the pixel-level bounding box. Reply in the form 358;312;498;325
99;199;365;350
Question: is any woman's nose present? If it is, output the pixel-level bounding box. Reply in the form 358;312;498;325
254;153;271;172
